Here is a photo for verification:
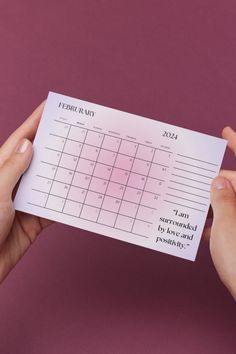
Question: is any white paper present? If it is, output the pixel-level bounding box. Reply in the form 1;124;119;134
14;91;227;260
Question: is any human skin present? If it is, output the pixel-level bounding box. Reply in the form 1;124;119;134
0;101;52;283
0;103;235;301
204;126;236;301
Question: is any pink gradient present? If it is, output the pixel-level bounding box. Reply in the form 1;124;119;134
98;149;117;165
102;135;121;151
1;1;236;353
97;209;117;226
64;200;82;217
89;176;108;194
64;140;82;156
68;126;86;142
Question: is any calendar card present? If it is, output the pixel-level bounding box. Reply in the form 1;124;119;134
14;91;227;261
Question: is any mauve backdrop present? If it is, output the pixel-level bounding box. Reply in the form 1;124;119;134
0;1;236;353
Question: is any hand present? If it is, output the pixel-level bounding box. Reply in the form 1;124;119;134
204;126;236;301
0;101;52;284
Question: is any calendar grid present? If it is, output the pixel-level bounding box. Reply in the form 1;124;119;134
44;124;71;209
112;140;139;230
36;171;161;198
27;200;149;239
131;144;156;233
43;147;166;181
54;119;173;155
13;92;227;263
30;119;175;239
34;175;160;209
49;132;170;168
62;128;88;213
95;135;122;223
77;132;106;219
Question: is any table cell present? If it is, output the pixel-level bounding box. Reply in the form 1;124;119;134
93;163;112;179
63;200;82;217
102;195;121;213
80;144;100;161
102;135;121;152
110;168;130;184
123;186;142;203
132;219;152;237
136;205;158;223
68;186;86;203
145;177;164;193
132;158;150;175
64;140;83;156
28;189;48;207
46;195;65;212
32;176;52;193
98;149;117;166
72;172;91;189
97;210;117;227
119;140;138;157
106;182;125;199
68;126;87;142
119;200;138;218
136;145;155;161
80;204;99;221
85;131;104;147
51;122;70;137
55;167;74;184
115;214;134;232
51;181;69;198
127;173;146;189
59;153;78;170
114;154;133;170
46;135;66;151
76;158;95;175
149;163;168;179
89;177;108;194
140;191;160;208
42;149;61;165
153;150;172;165
39;162;57;179
85;190;104;208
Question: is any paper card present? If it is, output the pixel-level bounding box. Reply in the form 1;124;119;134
14;91;227;260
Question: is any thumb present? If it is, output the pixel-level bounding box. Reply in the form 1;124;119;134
210;176;236;222
210;176;236;299
0;138;33;201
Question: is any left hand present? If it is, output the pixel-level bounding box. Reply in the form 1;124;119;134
0;101;53;284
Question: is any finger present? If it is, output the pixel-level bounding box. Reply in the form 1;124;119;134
0;100;45;167
219;169;236;179
202;226;211;241
210;176;236;224
222;126;236;156
0;139;33;201
219;170;236;191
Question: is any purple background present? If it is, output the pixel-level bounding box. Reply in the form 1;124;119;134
0;1;236;353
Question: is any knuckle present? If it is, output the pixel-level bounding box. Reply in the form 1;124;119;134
3;155;16;169
218;194;236;209
212;190;236;209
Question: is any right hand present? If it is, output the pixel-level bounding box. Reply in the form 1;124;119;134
204;126;236;301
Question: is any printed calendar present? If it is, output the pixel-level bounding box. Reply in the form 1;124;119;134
14;91;227;261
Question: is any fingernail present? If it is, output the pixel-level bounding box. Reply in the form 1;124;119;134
211;176;228;190
16;139;30;153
